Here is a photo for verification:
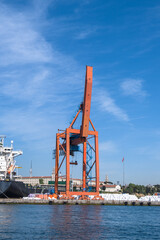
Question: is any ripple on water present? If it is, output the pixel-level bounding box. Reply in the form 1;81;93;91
0;205;160;239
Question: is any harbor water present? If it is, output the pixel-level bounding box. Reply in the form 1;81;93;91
0;205;160;239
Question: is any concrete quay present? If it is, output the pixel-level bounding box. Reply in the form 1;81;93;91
0;198;160;206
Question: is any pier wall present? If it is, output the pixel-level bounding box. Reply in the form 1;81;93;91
0;199;160;206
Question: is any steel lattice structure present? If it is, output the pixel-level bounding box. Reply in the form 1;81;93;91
54;66;99;197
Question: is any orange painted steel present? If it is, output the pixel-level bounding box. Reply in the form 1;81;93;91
95;134;99;193
79;195;90;200
81;66;93;138
66;128;70;194
58;155;65;172
83;140;87;191
92;195;104;200
55;134;59;195
60;191;99;196
59;142;66;153
54;66;100;198
69;128;97;136
71;137;85;146
69;109;81;128
89;118;96;131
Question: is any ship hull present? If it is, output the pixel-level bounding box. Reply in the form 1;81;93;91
0;180;29;198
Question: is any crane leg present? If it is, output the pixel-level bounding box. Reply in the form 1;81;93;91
66;129;70;194
55;134;59;195
83;140;87;191
95;133;99;193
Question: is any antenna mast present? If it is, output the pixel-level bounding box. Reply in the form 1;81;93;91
30;161;32;178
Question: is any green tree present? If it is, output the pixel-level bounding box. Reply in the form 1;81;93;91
39;178;44;184
124;183;157;195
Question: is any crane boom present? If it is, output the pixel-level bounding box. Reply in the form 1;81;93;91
81;66;93;138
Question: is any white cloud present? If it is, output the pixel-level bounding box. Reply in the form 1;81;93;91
120;79;147;97
96;90;129;121
0;1;84;105
0;1;84;144
99;141;117;152
0;69;52;108
0;8;52;65
75;28;96;40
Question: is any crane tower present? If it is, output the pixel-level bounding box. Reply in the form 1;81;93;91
55;66;99;198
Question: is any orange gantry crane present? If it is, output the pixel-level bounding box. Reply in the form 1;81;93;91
55;66;99;197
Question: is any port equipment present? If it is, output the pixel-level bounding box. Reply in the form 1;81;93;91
54;66;99;197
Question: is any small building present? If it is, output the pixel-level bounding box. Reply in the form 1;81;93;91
16;175;104;191
100;184;121;192
15;176;83;187
16;176;53;186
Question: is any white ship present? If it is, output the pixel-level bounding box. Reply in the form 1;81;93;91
0;136;30;198
0;136;22;180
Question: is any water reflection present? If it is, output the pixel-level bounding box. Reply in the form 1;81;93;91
0;205;14;226
0;205;160;239
49;205;104;239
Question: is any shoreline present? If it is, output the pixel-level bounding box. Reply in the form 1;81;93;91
0;198;160;206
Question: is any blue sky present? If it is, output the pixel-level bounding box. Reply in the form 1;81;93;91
0;0;160;185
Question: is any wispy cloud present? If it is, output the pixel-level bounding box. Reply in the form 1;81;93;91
95;90;129;121
0;1;83;143
75;27;97;40
120;79;147;97
99;141;117;152
0;5;52;65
